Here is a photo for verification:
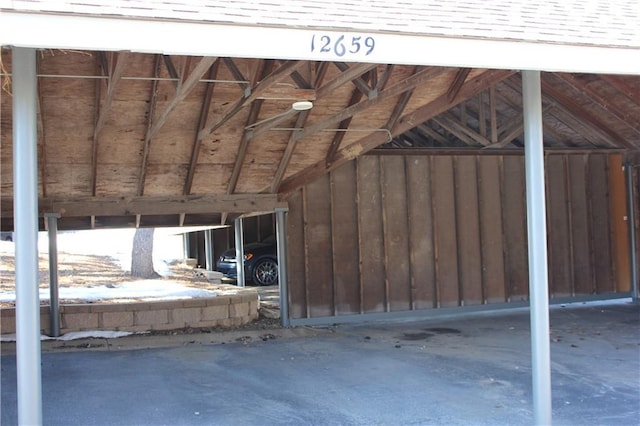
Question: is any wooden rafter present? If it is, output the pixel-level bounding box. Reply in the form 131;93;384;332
334;62;372;97
325;86;366;167
269;64;329;193
446;68;472;102
277;69;515;195
91;51;128;196
270;110;311;193
433;112;490;146
296;67;448;142
147;56;218;141
222;57;250;94
137;54;162;196
199;60;306;138
554;73;640;136
183;60;220;196
540;75;634;149
315;63;377;99
227;61;274;195
599;75;640;104
162;55;179;89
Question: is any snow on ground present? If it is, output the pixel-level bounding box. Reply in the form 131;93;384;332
0;280;219;303
0;330;144;342
1;228;229;303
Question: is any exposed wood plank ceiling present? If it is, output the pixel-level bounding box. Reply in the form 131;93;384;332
1;49;639;230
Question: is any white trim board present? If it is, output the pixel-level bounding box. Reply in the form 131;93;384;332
1;12;639;75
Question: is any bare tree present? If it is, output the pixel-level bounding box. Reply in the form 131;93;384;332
131;228;159;278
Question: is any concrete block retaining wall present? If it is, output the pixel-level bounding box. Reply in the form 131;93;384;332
0;290;259;335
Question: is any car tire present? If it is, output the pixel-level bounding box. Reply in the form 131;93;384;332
252;258;278;286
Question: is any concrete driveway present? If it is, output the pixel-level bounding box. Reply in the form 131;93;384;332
1;300;638;425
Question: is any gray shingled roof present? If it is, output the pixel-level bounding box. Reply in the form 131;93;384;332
2;0;639;48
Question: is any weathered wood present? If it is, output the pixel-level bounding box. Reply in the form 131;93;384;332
432;156;459;307
3;194;286;217
380;156;412;311
357;156;386;313
278;69;514;196
286;191;307;319
501;156;528;301
567;155;594;294
303;174;334;317
454;156;483;305
588;154;615;293
478;155;506;303
183;60;219;195
330;161;360;315
405;156;436;309
137;54;162;196
546;155;573;296
446;68;472;102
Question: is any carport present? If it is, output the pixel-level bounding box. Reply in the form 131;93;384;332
1;1;639;425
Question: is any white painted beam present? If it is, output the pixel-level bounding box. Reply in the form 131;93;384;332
1;12;639;75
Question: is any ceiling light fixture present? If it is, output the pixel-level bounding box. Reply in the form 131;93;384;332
292;100;313;111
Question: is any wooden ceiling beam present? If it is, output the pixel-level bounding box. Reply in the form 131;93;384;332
270;110;311;193
222;57;250;94
598;75;640;104
416;123;450;144
147;56;218;140
334;62;373;97
315;62;377;99
199;60;306;138
297;67;449;142
227;61;274;195
540;75;634;149
432;116;481;146
137;54;162;196
3;194;287;218
554;73;640;136
183;60;220;195
91;51;129;196
162;55;179;89
277;69;515;195
325;87;366;167
446;68;472;102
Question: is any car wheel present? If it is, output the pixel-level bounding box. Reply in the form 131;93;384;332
252;258;278;286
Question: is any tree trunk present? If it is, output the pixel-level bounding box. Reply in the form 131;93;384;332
131;228;159;278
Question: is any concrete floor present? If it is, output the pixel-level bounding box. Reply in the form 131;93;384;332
1;300;638;425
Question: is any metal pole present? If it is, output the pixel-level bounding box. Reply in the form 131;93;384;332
275;208;290;327
204;228;213;270
12;47;43;426
625;165;639;301
182;233;190;260
45;213;61;337
522;70;552;425
234;218;245;287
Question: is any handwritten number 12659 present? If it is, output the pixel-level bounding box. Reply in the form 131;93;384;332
311;34;375;57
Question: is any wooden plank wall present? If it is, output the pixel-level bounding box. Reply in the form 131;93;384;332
287;153;629;319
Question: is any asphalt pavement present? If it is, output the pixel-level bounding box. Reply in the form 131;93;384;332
1;299;638;425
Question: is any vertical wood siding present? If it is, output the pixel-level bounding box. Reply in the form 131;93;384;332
286;153;629;319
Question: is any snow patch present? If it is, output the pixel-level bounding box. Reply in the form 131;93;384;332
0;280;219;303
0;330;144;342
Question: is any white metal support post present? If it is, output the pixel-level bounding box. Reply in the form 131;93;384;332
45;213;61;337
13;46;43;426
204;228;213;270
626;165;639;302
522;70;552;425
275;208;290;327
234;217;245;287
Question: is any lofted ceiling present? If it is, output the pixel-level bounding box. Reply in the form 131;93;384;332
1;49;639;230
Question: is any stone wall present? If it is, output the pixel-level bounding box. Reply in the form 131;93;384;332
0;290;259;335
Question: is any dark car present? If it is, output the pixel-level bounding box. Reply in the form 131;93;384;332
216;237;278;286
